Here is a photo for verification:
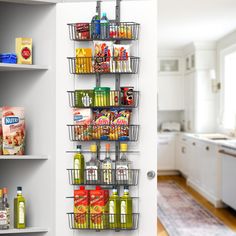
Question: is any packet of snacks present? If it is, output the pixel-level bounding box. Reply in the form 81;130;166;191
93;41;113;73
73;108;92;141
110;109;132;141
92;109;111;140
0;108;2;155
113;44;132;73
2;107;25;155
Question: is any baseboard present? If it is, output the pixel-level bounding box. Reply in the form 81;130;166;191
157;170;180;176
187;179;225;208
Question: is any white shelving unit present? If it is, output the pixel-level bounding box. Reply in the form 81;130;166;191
0;227;48;234
0;63;48;72
0;155;49;160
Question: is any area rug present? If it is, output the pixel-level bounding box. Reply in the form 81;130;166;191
157;181;236;236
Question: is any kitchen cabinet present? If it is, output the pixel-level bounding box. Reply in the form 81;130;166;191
157;133;176;170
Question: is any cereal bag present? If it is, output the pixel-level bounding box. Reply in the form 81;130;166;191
2;107;25;155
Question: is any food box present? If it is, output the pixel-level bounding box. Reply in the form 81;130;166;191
2;107;25;155
90;186;109;229
75;90;94;108
15;38;32;64
76;48;93;73
74;187;89;229
0;108;2;155
73;108;92;141
75;23;90;40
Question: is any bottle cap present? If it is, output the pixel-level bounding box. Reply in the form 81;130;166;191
96;186;102;190
102;12;106;17
105;143;110;151
0;189;2;197
120;143;128;152
17;186;22;191
2;187;7;194
80;186;85;190
77;145;82;151
112;187;117;193
90;144;97;152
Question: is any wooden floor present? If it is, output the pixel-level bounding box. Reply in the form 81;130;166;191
157;175;236;236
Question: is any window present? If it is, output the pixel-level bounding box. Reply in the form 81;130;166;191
221;45;236;130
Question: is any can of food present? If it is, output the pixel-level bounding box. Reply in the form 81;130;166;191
121;87;134;106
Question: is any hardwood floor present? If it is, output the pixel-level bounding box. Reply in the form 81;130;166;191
157;175;236;236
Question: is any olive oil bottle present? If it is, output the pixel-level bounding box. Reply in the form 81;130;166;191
109;187;120;229
74;145;85;184
14;187;26;229
120;186;133;229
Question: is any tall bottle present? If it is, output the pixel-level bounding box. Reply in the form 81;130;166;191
86;144;100;183
14;187;26;229
2;188;10;229
120;186;133;229
74;145;85;184
116;143;132;184
91;13;100;39
109;187;120;229
101;144;113;184
0;189;8;230
100;12;109;39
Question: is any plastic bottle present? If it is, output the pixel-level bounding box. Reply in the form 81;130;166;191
91;13;100;39
100;13;109;39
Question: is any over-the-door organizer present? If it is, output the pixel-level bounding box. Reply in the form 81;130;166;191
66;0;140;231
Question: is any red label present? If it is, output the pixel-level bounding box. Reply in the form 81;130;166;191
21;47;31;60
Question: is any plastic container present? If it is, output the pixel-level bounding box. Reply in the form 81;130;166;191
100;13;109;39
0;53;17;64
94;87;110;107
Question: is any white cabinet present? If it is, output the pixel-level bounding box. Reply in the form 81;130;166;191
157;134;176;170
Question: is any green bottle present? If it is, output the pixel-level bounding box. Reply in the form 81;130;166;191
74;145;85;184
120;186;133;229
14;187;26;229
109;187;120;229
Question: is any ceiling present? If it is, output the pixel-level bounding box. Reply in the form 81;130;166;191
158;0;236;49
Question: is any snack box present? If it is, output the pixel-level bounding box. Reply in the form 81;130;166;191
75;23;90;40
76;48;93;73
2;107;25;155
15;38;32;64
90;186;109;229
75;90;94;108
0;108;2;155
74;187;89;229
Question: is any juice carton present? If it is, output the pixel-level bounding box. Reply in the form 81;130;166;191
90;186;109;229
15;38;32;64
0;108;2;155
74;187;89;229
2;107;25;155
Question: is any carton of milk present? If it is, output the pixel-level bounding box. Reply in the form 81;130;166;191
2;107;25;155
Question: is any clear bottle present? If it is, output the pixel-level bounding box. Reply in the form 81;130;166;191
0;189;8;230
91;13;100;39
100;12;110;39
74;145;85;184
101;144;113;184
116;143;132;184
14;187;26;229
86;144;100;184
109;186;120;229
2;188;10;229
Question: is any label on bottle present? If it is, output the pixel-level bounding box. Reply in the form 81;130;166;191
6;207;10;226
120;201;127;223
86;166;98;181
116;164;129;181
19;202;25;224
74;159;81;180
102;162;112;184
109;200;115;223
0;210;7;225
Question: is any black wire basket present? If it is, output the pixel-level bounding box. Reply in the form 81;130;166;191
67;56;140;75
67;124;139;142
68;22;140;41
67;169;139;186
68;90;139;108
67;212;139;231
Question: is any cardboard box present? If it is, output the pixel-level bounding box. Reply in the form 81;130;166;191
16;38;32;64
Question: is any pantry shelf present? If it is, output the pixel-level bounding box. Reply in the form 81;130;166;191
67;56;140;75
68;90;139;109
0;63;48;72
67;124;139;142
67;212;139;231
0;155;49;160
0;227;48;234
68;22;140;41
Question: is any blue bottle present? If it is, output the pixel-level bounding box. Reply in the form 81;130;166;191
91;13;100;39
100;13;109;39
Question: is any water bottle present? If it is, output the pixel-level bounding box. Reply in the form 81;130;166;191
100;12;109;39
91;13;100;39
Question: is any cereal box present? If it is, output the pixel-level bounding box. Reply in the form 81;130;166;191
0;108;2;155
15;38;32;64
74;187;89;229
90;186;109;229
2;107;25;155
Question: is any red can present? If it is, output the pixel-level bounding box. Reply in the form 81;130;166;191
121;87;134;106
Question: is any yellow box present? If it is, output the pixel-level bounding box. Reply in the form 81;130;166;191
15;38;32;64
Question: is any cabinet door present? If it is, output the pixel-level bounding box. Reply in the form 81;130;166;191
157;135;176;170
158;76;184;111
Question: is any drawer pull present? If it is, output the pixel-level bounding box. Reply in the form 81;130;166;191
192;142;196;146
206;146;209;151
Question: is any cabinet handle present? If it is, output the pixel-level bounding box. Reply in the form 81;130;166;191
192;142;196;146
206;146;209;151
181;147;186;153
158;142;169;145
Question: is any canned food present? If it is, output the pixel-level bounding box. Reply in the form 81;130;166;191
121;87;134;106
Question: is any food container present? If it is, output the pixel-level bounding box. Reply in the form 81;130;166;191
75;90;94;108
121;87;134;106
110;91;120;107
0;53;17;64
94;87;110;107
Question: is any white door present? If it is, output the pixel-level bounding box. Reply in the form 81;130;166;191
55;1;158;236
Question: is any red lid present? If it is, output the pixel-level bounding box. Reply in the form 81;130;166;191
80;186;85;190
2;188;7;194
96;186;101;190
